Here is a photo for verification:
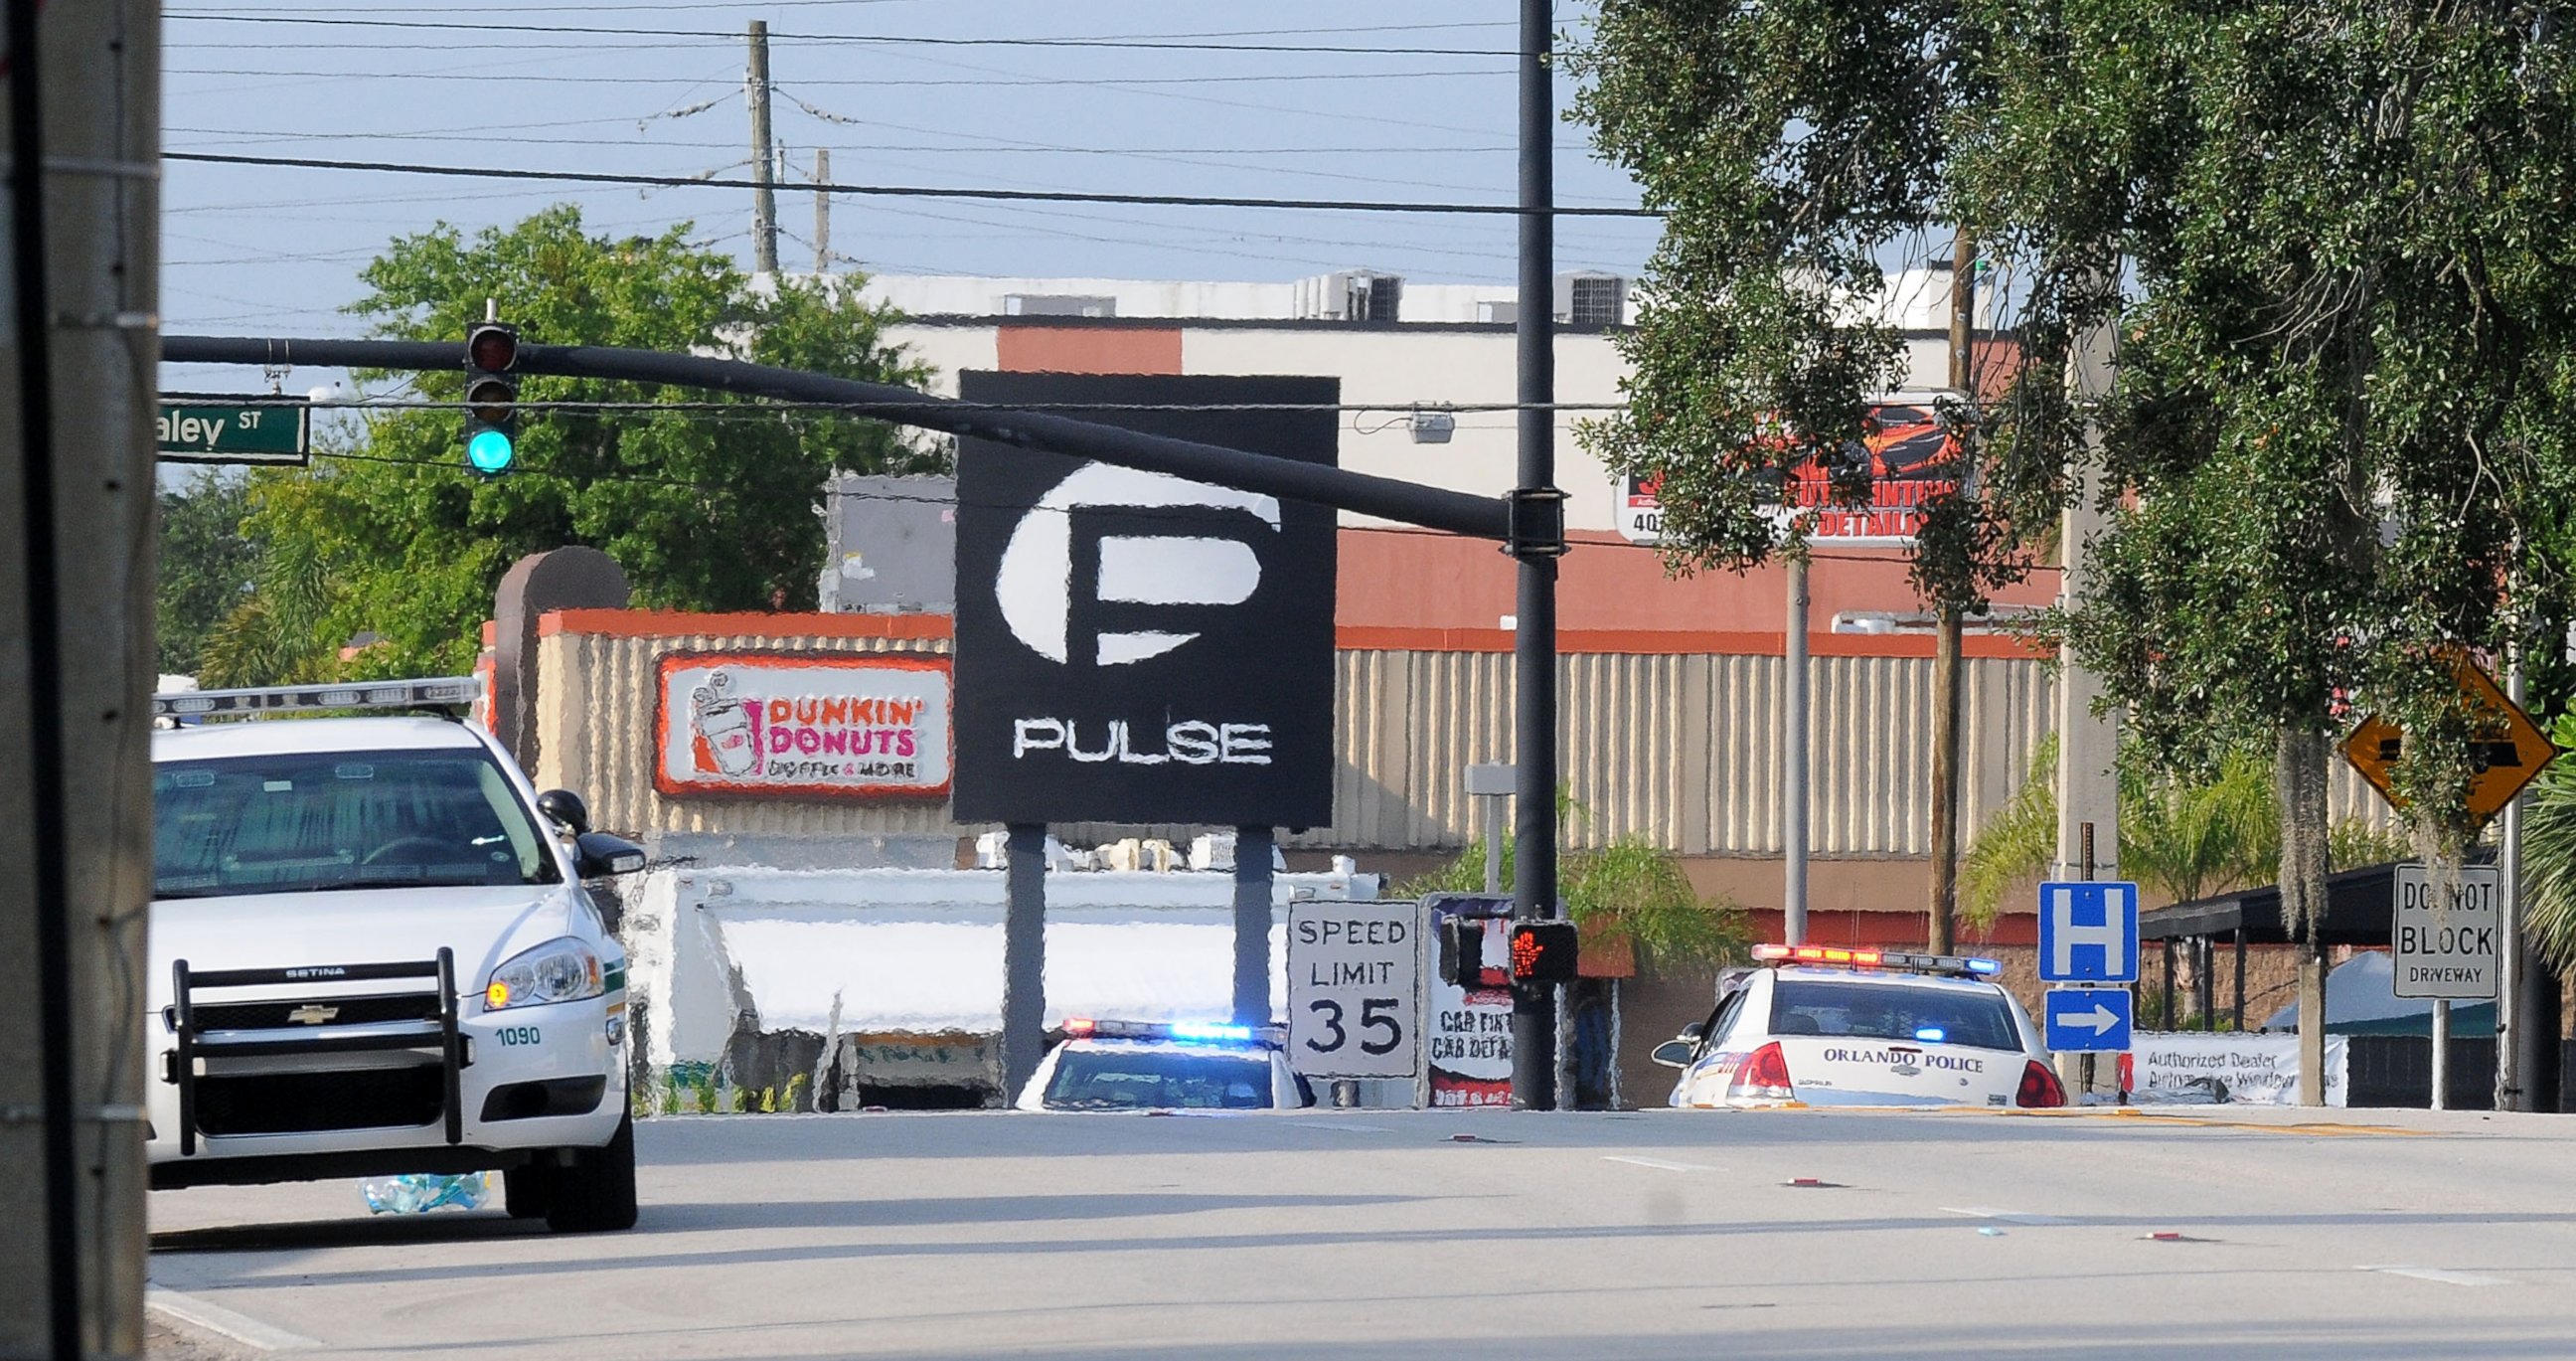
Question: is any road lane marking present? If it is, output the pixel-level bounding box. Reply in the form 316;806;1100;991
1603;1155;1716;1172
147;1284;318;1351
2360;1266;2513;1286
1942;1206;2076;1225
1291;1119;1394;1133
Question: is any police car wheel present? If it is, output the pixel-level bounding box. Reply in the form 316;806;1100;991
544;1114;637;1233
503;1162;557;1221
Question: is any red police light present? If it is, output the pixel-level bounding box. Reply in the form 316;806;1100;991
1508;921;1578;985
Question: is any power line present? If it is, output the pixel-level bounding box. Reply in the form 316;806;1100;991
159;394;1630;416
164;13;1520;56
167;66;1509;87
163;151;1661;218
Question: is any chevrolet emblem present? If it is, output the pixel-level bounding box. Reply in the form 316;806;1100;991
285;1004;340;1026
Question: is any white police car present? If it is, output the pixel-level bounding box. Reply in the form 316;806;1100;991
1014;1018;1315;1111
1654;944;2065;1110
147;678;648;1232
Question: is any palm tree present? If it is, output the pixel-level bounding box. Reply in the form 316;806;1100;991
1961;738;2404;926
2518;713;2576;969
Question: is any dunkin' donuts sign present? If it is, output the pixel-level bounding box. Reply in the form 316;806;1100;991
654;652;952;799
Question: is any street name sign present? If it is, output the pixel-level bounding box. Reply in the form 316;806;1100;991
2037;881;2140;983
1286;899;1419;1081
156;395;309;465
2390;862;2501;1001
2042;987;2133;1053
2341;653;2557;833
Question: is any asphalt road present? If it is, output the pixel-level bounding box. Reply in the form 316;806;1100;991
146;1105;2576;1360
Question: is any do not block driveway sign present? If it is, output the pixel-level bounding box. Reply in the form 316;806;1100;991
2391;863;2501;1001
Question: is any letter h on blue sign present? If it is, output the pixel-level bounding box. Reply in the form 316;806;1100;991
2038;882;2139;983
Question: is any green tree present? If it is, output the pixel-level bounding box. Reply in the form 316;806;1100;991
238;205;936;681
1962;736;2409;927
155;470;260;676
2515;713;2576;968
1568;1;2576;944
1398;799;1746;971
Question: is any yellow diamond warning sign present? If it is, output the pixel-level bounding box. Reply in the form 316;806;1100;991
2341;654;2558;831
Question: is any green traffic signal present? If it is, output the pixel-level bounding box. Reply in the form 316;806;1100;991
467;427;515;474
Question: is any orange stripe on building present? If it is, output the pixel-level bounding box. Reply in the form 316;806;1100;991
995;323;1184;376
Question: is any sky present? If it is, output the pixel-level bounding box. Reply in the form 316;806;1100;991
159;1;1659;400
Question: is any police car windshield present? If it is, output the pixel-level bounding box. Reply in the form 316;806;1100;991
1771;978;2021;1051
1044;1049;1270;1110
152;749;563;899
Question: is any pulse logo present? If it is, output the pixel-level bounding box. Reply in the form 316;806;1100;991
993;463;1279;667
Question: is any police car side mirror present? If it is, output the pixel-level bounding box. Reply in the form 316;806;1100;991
1680;1021;1705;1041
537;788;591;836
1651;1039;1695;1068
574;831;646;878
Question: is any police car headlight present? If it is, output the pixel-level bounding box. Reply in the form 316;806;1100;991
483;937;602;1010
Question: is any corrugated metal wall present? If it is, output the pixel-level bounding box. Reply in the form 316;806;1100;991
536;623;2395;856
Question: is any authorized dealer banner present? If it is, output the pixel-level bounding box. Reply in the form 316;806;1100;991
2125;1032;2348;1107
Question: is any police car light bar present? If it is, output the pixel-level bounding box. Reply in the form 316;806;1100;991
1749;943;2002;977
1061;1018;1285;1046
152;676;479;719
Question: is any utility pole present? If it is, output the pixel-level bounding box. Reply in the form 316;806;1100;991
813;148;831;276
2498;649;2528;1110
1927;234;1975;954
1784;554;1811;946
2054;311;2121;1101
746;20;779;275
1507;0;1564;1111
2;0;156;1354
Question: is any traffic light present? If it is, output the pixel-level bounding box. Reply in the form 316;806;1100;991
1438;916;1496;989
1507;921;1579;985
463;321;519;474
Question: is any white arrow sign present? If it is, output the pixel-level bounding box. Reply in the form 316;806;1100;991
2069;1003;2119;1035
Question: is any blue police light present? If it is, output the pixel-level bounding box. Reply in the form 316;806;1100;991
466;426;515;474
1168;1021;1254;1043
1963;957;2002;976
1913;1027;1947;1043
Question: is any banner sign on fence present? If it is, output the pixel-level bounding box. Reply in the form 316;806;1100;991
2127;1032;2347;1107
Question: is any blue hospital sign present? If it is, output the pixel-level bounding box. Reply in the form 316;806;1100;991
2037;881;2140;983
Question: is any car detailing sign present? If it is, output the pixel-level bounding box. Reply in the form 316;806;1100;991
951;372;1338;827
1421;894;1513;1106
1616;395;1958;548
655;652;952;799
1287;900;1419;1081
2391;862;2502;1000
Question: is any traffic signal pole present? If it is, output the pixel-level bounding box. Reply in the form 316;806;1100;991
163;335;1509;540
1507;0;1564;1111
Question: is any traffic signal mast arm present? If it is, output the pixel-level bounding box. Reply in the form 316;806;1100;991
161;334;1515;542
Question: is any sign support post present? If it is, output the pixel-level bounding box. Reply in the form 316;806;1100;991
1000;824;1047;1103
2431;999;2451;1110
1232;827;1275;1029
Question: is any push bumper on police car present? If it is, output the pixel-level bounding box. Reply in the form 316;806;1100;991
148;944;629;1188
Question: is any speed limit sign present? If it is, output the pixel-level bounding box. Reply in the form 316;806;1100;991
1286;900;1421;1080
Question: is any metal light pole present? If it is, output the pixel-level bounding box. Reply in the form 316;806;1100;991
1507;0;1564;1110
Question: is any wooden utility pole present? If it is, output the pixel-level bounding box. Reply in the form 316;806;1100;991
2;0;157;1353
1927;234;1974;954
814;147;832;275
746;20;779;274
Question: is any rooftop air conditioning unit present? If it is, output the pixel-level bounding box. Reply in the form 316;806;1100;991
1552;271;1627;327
1293;270;1403;322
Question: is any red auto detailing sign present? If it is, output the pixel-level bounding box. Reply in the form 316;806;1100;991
655;651;952;799
1618;396;1959;548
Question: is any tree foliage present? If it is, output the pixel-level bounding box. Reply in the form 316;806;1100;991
1571;1;2576;936
1962;735;2411;926
235;206;936;680
155;471;259;676
1397;798;1747;971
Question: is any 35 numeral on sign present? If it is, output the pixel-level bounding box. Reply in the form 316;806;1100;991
1304;997;1402;1057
